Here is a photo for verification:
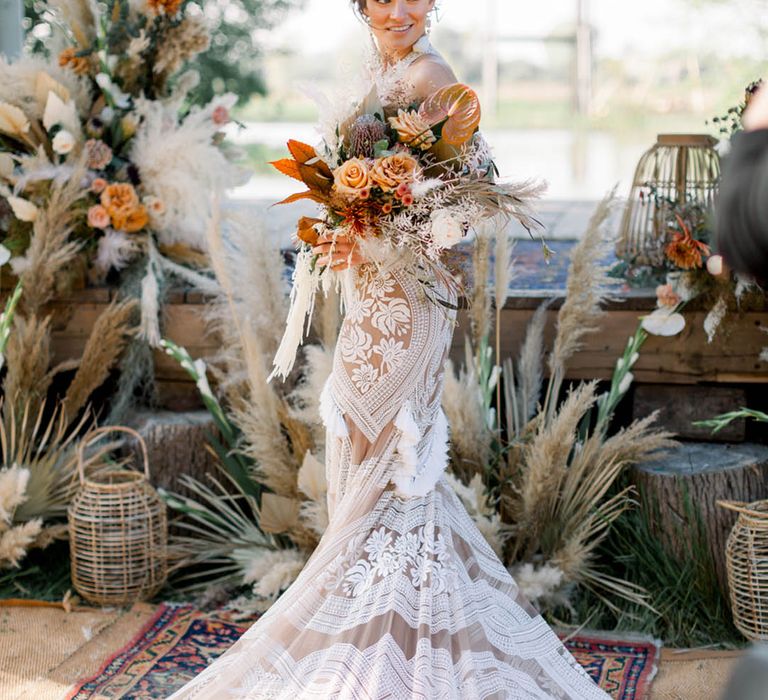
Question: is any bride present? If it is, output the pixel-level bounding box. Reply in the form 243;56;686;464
169;1;611;698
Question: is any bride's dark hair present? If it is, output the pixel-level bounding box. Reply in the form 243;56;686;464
351;0;366;19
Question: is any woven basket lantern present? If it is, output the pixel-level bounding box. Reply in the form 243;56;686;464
616;134;720;267
68;426;167;606
719;500;768;640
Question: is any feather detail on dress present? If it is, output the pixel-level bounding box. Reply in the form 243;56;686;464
392;404;450;498
319;377;349;439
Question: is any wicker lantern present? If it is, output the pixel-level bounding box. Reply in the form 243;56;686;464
617;134;720;267
719;500;768;640
68;426;167;606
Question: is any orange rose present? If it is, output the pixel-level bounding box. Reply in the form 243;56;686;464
333;158;371;197
370;153;418;192
101;183;140;215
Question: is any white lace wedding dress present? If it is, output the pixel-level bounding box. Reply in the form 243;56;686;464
168;39;610;700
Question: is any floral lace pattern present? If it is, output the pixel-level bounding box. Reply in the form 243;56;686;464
337;266;413;395
322;520;457;599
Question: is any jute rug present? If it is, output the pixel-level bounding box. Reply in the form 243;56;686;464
0;602;156;700
648;647;743;700
67;603;659;699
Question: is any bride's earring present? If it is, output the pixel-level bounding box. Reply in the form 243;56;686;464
425;14;433;34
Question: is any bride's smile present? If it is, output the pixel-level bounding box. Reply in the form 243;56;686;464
357;0;437;62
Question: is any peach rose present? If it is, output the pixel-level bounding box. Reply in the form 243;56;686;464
101;183;139;215
90;177;108;194
370;153;418;193
333;158;371;197
87;204;110;229
655;283;681;309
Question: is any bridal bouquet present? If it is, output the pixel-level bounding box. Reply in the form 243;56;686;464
270;82;545;379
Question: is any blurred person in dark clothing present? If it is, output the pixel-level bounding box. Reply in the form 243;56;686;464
715;82;768;281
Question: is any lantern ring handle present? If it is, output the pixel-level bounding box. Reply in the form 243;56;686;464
76;426;150;485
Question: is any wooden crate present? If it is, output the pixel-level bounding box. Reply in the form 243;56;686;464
6;286;767;410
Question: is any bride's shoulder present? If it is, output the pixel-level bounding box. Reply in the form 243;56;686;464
405;52;458;103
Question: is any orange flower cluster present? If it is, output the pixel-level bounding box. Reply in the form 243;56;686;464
665;215;710;270
147;0;182;16
96;183;149;233
58;47;91;76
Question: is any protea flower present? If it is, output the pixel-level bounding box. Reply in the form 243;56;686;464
348;114;387;158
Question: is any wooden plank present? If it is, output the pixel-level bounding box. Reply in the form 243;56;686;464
633;384;747;441
452;308;768;384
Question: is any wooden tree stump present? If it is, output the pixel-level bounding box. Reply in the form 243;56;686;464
123;410;220;498
632;442;768;594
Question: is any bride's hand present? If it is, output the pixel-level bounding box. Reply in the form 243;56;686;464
312;234;366;270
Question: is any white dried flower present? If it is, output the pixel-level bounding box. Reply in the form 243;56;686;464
511;562;565;603
95;229;140;271
430;209;464;248
6;195;38;222
42;92;80;134
618;371;634;395
704;295;728;343
641;307;686;337
52;129;76;154
0;465;30;524
0;153;14;180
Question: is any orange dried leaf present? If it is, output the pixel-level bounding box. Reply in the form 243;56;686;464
418;83;481;146
296;216;323;245
270;158;305;182
286;140;318;164
273;190;327;206
298;163;333;193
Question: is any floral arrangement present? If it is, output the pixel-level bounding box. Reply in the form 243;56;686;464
0;0;247;344
616;79;766;343
269;82;545;379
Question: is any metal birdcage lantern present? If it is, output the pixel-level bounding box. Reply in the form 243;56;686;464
616;134;721;267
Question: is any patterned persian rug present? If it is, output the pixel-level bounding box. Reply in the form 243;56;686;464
68;603;660;699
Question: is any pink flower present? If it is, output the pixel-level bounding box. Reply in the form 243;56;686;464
359;187;371;200
655;283;681;309
91;177;108;194
401;193;414;206
212;105;229;125
85;139;113;170
88;204;110;229
396;182;410;198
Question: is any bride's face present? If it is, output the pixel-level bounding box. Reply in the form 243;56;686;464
363;0;436;59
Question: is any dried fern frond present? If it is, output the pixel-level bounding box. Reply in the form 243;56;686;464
0;398;93;522
161;471;279;589
3;314;52;406
18;152;89;314
469;220;492;351
513;382;598;556
545;190;618;422
64;298;138;418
